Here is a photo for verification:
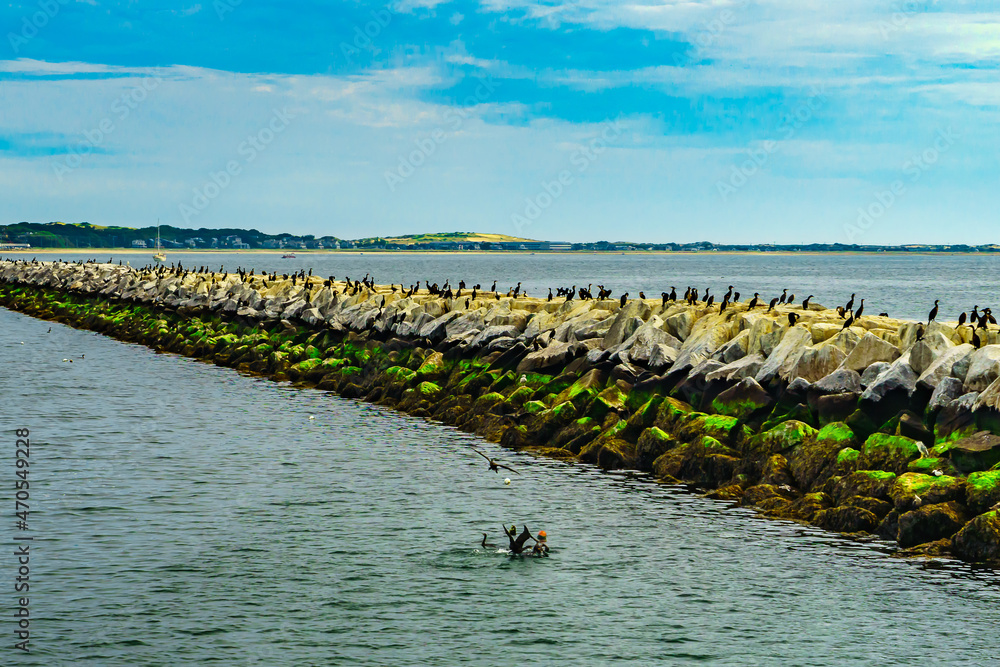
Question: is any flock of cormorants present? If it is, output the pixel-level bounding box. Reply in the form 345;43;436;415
5;257;999;350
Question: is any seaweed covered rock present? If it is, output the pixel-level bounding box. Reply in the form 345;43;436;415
787;421;859;491
965;471;1000;515
745;420;818;458
636;427;675;470
814;506;879;534
859;433;922;475
832;470;897;504
932;431;1000;473
675;413;749;448
897;501;969;548
889;472;966;512
951;511;1000;563
652;436;739;486
710;377;774;420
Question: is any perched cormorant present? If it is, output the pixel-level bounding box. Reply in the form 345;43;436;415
620;293;629;307
747;293;760;309
958;311;967;327
928;299;939;324
842;313;855;330
548;288;553;302
854;299;865;320
845;293;855;312
767;297;779;312
788;312;800;326
779;288;788;304
472;448;519;474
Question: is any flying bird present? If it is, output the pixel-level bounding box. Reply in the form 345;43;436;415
471;448;519;474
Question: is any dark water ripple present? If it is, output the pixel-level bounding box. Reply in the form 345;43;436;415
2;301;1000;665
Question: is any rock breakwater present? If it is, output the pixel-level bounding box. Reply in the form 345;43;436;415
2;259;999;564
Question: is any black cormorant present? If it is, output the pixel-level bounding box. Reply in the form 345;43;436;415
928;299;939;324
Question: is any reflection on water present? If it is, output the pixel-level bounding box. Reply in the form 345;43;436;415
2;300;1000;665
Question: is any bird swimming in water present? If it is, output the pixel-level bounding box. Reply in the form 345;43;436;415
471;448;519;474
481;533;497;549
927;299;939;324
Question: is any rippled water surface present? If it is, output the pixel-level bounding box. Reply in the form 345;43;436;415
12;250;1000;321
3;270;1000;665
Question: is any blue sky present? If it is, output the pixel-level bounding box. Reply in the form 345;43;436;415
1;0;998;243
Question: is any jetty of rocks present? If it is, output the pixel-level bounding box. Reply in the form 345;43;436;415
2;259;999;564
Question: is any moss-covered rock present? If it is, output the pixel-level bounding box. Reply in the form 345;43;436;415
859;433;922;475
676;413;750;448
710;378;775;420
636;427;675;470
889;472;966;512
415;350;449;380
746;420;818;457
653;396;694;433
778;492;832;521
652;436;739;487
951;511;1000;563
760;454;794;488
906;456;962;477
814;506;879;534
832;470;898;504
842;495;893;519
623;396;664;437
522;400;547;415
931;431;1000;473
897;501;969;548
965;470;1000;515
786;421;858;491
579;437;637;470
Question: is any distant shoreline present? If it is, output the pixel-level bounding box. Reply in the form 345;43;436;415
5;248;1000;258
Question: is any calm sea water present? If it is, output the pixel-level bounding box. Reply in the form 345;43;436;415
3;276;1000;664
9;250;998;322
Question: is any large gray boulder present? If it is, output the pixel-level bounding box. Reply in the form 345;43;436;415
841;332;900;373
714;329;750;363
705;353;766;383
813;368;863;395
517;341;575;373
790;344;847;383
859;358;918;421
910;331;955;375
927;376;965;414
916;343;974;391
603;301;652;348
754;326;813;385
963;346;1000;392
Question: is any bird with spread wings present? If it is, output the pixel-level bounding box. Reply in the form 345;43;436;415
471;448;519;474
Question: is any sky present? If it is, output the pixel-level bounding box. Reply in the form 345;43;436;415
0;0;998;244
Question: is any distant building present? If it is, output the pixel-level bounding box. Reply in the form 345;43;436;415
132;239;147;248
261;239;283;249
0;243;30;250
